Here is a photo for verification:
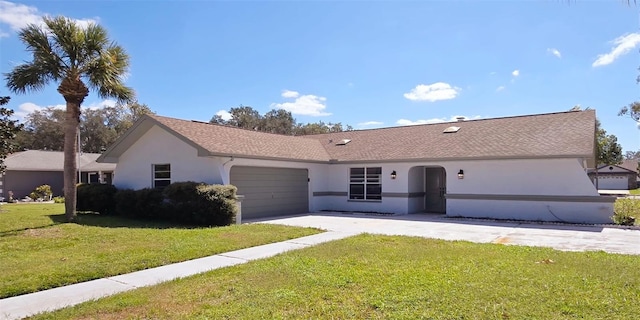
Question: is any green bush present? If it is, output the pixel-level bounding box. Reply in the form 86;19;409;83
29;184;52;201
76;184;117;215
134;188;166;219
114;189;137;217
192;184;238;226
106;182;238;226
160;182;237;226
162;181;203;204
612;198;639;226
53;196;65;203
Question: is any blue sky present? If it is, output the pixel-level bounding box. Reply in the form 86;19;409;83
1;1;640;153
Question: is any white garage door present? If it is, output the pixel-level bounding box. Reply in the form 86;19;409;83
230;166;309;220
597;175;627;190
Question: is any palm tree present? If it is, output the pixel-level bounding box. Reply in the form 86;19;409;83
5;16;134;222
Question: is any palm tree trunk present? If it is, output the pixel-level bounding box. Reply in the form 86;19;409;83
63;101;80;222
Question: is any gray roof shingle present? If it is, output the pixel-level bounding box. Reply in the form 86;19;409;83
4;150;116;172
101;110;596;163
306;110;596;162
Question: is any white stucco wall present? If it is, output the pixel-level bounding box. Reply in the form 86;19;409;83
315;158;611;223
448;199;613;224
113;125;223;190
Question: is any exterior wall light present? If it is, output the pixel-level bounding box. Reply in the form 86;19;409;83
390;170;397;179
458;169;464;179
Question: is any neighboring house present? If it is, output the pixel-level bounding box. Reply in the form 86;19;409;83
98;110;615;224
0;150;116;199
588;159;639;190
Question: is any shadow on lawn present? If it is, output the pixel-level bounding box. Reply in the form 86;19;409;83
47;213;201;230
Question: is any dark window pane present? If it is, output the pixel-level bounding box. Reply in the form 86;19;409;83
367;167;382;175
154;164;170;171
350;168;364;175
155;172;170;179
154;179;171;188
349;184;364;199
366;184;381;195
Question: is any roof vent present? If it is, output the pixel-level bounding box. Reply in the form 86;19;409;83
443;126;461;133
456;116;466;122
336;139;351;146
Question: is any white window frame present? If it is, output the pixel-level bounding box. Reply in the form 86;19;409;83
349;167;382;200
153;164;171;188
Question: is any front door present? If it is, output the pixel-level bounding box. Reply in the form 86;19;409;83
425;167;446;213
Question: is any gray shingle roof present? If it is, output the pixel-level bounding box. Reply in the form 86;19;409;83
150;116;331;162
100;110;596;163
4;150;116;172
306;110;596;162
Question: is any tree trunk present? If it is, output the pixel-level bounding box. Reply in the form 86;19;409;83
63;100;80;222
58;77;88;223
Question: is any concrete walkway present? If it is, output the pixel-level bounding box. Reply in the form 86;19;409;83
3;213;639;319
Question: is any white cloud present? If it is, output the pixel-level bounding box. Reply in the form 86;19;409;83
496;86;505;92
396;115;481;126
511;69;520;77
592;32;640;67
271;91;331;116
357;121;383;127
0;1;98;38
12;99;114;120
547;48;562;58
403;82;460;102
84;99;116;110
215;109;232;121
281;90;299;99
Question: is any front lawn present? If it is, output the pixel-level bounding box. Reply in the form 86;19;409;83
0;203;321;298
34;234;640;319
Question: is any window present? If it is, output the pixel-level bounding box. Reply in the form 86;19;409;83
153;164;171;188
349;167;382;200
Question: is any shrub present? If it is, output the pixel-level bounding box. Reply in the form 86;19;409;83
163;181;203;204
612;198;639;226
192;184;238;226
53;196;65;203
76;183;117;215
134;188;166;219
29;184;52;201
160;182;237;226
114;189;137;217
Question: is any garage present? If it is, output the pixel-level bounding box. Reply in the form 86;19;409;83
230;166;309;219
596;175;627;190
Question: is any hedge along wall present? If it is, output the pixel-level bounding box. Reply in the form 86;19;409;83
77;182;238;226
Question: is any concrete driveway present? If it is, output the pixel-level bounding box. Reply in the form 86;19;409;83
256;212;640;255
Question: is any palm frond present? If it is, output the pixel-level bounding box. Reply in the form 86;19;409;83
85;44;134;102
18;23;65;80
44;16;82;70
4;63;56;94
81;23;109;58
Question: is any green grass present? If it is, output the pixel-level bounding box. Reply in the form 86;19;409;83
0;203;321;298
614;198;640;225
33;234;640;319
629;188;640;195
